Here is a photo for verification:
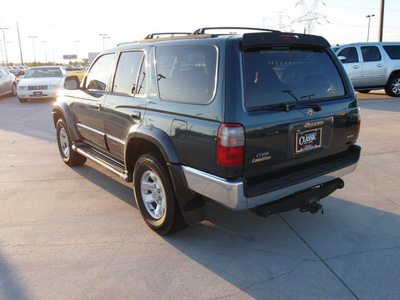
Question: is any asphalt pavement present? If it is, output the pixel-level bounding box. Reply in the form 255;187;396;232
0;91;399;299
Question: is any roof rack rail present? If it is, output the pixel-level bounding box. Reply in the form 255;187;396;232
145;32;191;39
117;41;139;46
192;27;280;35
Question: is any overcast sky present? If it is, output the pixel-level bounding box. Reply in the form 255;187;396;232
1;0;399;64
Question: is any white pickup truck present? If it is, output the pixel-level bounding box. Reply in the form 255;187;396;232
334;42;400;97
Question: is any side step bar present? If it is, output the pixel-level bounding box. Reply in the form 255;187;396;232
72;144;132;182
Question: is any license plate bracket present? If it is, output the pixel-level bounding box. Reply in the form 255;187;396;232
295;128;322;153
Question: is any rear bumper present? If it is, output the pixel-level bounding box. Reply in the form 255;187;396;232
182;145;360;210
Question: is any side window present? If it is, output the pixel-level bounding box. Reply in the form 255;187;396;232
337;47;359;63
85;53;115;91
383;46;400;59
113;51;146;96
361;46;382;62
155;45;217;104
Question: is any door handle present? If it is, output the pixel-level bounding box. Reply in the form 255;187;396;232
377;63;383;68
352;65;360;69
131;111;141;120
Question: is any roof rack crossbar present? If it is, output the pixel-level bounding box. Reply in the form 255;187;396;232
192;27;280;35
145;32;191;39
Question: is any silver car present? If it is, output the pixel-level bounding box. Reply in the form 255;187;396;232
17;66;69;102
0;67;17;97
334;42;400;97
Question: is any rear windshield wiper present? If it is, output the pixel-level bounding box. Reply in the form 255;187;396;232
248;101;322;113
248;90;322;112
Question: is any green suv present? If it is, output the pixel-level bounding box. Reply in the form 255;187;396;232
53;27;361;234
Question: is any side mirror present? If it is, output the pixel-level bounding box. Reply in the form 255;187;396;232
64;76;80;90
338;56;347;62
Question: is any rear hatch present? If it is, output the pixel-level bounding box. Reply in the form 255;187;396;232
238;32;360;195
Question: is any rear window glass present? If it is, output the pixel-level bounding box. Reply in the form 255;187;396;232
383;46;400;59
155;45;217;104
243;47;345;109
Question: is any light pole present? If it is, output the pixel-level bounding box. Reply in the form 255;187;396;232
75;40;80;61
99;34;110;50
366;14;375;42
29;36;38;63
0;28;9;66
41;41;47;64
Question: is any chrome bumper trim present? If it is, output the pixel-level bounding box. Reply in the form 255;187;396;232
182;164;357;210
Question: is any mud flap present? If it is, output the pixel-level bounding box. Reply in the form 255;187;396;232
251;178;344;217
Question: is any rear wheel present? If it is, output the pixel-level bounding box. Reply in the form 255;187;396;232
56;119;87;166
385;73;400;97
133;153;186;235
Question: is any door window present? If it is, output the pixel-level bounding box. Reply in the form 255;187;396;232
113;51;146;96
361;46;381;62
337;47;359;63
85;53;115;91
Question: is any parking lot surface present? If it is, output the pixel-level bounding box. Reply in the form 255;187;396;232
1;91;399;299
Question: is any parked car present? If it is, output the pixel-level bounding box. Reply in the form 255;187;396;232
74;65;84;70
53;27;361;235
0;67;17;97
17;66;69;102
14;65;29;75
334;42;400;97
66;65;75;71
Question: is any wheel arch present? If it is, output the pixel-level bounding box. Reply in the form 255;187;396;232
52;101;81;142
125;126;205;224
125;125;180;174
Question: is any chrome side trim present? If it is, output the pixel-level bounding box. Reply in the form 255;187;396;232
76;123;104;136
182;163;358;210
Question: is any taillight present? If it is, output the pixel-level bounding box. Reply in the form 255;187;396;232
217;124;245;166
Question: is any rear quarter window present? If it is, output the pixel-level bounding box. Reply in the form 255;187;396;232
243;47;345;109
155;45;218;104
383;45;400;59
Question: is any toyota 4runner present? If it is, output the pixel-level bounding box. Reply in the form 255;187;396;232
53;27;361;235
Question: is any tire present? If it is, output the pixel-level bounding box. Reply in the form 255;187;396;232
385;73;400;97
358;90;370;94
18;97;27;103
56;118;87;166
133;153;187;235
10;83;17;96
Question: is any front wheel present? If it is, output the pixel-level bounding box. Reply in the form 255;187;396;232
133;153;186;235
56;119;87;166
10;83;17;96
385;74;400;97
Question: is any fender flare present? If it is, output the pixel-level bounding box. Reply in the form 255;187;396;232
125;125;180;166
52;101;81;142
125;125;205;224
